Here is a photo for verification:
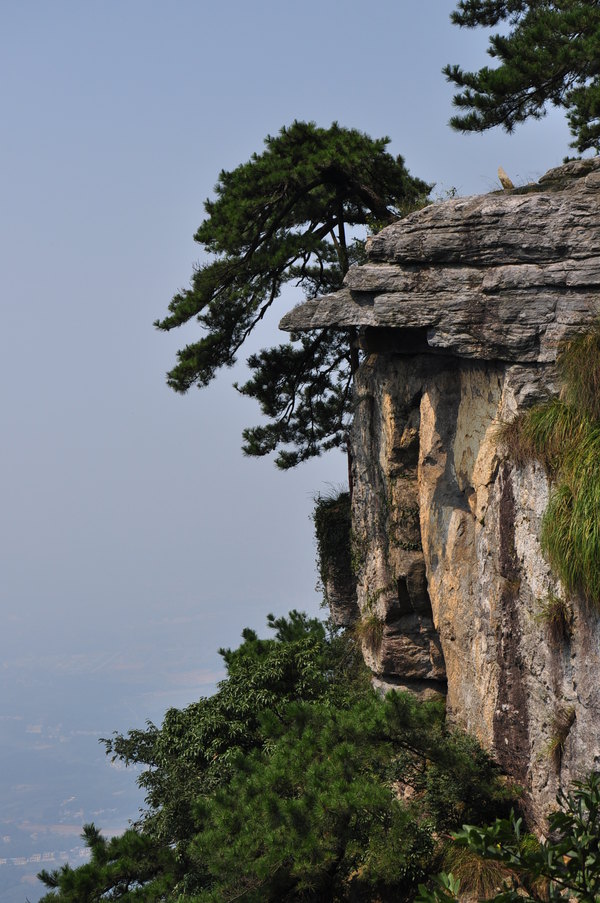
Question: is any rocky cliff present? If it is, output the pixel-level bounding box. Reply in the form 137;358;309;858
281;157;600;827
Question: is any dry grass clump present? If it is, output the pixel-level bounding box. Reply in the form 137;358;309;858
547;706;576;769
498;319;600;606
354;611;385;652
535;594;572;643
441;842;511;899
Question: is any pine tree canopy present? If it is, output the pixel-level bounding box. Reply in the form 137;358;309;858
39;613;511;902
155;121;430;468
444;1;600;153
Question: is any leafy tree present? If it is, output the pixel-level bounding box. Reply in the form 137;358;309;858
101;611;348;845
444;2;600;153
40;613;510;902
418;772;600;902
156;121;430;468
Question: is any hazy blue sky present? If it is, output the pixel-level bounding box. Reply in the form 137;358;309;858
0;2;580;899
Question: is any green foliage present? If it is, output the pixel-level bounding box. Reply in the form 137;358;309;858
38;825;179;902
101;610;340;844
499;320;600;604
558;322;600;421
156;121;431;468
312;490;353;600
444;2;600;153
498;399;586;477
422;728;513;832
542;426;600;603
417;870;462;903
421;772;600;902
40;612;512;902
190;700;435;901
187;688;510;901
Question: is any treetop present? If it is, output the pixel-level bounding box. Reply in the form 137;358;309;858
446;1;600;153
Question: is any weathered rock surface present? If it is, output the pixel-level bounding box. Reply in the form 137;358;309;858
280;156;600;364
323;569;359;628
352;353;446;696
281;158;600;827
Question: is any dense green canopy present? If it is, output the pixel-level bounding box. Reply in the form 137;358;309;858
156;121;430;468
445;1;600;153
38;613;508;902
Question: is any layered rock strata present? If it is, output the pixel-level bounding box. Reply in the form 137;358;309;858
281;158;600;826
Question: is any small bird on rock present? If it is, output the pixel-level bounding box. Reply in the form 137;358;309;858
498;166;515;190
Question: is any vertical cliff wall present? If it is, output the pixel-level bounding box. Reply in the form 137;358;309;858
281;158;600;825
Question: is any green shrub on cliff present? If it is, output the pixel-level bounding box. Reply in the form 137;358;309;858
38;613;510;902
500;320;600;604
419;772;600;902
312;490;353;599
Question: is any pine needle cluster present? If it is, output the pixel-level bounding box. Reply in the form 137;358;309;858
444;1;600;153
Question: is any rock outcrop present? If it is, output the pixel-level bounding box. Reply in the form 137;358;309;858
282;157;600;827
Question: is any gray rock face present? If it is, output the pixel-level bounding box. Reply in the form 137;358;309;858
323;571;359;629
280;159;600;827
280;158;600;364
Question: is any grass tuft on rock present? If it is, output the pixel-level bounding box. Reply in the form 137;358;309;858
441;843;511;899
498;320;600;605
558;318;600;421
535;594;572;644
354;611;385;652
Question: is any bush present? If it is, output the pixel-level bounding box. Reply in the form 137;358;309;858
419;772;600;902
312;490;354;599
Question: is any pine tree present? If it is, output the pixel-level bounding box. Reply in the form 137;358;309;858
444;1;600;153
38;825;178;902
38;613;511;902
156;121;430;468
